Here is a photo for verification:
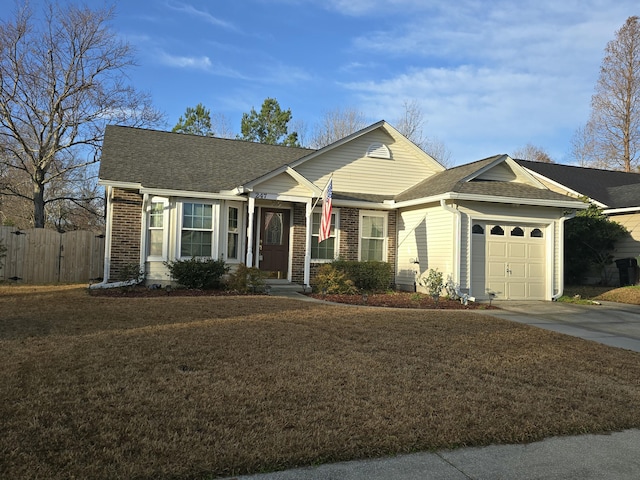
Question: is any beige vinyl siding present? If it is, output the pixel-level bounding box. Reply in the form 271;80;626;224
602;212;640;284
396;207;429;289
254;172;314;197
297;130;442;196
610;213;640;259
474;161;538;185
396;204;455;291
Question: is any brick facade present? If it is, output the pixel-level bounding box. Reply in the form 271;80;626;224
291;205;397;286
109;188;143;282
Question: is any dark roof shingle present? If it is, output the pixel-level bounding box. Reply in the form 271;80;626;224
99;125;314;192
516;159;640;208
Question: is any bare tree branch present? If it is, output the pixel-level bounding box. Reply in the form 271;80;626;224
0;1;164;227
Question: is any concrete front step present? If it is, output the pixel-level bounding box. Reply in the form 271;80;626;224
265;281;307;295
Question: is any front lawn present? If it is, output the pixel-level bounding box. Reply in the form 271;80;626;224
2;285;640;479
564;284;640;304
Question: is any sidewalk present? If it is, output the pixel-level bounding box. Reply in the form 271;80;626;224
223;428;640;480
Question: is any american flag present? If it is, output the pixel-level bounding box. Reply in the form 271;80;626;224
318;178;332;243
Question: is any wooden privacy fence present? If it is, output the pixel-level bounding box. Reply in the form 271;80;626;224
0;227;105;284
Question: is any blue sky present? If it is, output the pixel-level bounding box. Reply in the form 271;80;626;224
8;0;639;165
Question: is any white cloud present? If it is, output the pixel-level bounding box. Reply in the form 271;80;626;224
166;1;239;31
158;52;213;70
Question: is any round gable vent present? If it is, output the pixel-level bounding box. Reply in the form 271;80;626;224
366;142;391;159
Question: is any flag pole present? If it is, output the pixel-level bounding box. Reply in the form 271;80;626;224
311;174;333;211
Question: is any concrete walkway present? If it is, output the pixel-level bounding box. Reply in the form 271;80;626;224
221;298;640;480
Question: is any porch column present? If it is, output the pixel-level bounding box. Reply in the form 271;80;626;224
304;199;312;288
246;196;255;267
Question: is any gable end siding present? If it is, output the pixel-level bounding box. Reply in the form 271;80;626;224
110;188;143;282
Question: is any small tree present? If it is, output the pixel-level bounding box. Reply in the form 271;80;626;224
565;204;629;284
419;268;444;305
239;98;299;146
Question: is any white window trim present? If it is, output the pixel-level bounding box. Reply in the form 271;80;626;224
225;202;244;263
310;208;340;262
358;210;388;262
146;196;169;261
176;199;219;259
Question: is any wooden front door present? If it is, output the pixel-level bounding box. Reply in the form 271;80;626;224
259;208;290;278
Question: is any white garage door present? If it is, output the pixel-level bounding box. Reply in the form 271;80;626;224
472;223;546;300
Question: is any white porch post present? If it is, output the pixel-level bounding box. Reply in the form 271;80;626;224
246;196;255;267
304;199;312;288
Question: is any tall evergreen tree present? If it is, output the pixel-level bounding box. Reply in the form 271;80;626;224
239;98;299;146
173;103;214;136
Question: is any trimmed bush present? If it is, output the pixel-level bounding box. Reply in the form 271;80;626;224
312;264;358;294
226;264;268;293
331;260;393;292
164;257;229;290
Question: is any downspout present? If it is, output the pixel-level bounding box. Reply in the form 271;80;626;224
304;199;312;289
551;211;576;301
440;199;461;284
139;193;150;278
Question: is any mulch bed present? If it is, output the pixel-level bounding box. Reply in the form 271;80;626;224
89;286;494;309
307;292;497;309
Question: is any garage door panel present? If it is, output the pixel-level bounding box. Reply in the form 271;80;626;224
528;244;545;259
488;261;506;277
488;242;506;257
508;243;527;259
508;282;526;298
528;263;545;277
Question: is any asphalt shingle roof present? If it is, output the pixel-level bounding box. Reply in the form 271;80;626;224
99;125;315;192
395;156;575;204
516;159;640;208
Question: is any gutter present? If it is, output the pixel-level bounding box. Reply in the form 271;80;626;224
551;211;577;301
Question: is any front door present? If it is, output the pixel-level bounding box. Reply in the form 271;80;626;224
259;208;290;278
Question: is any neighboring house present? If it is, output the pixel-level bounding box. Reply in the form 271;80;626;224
98;121;586;300
516;160;640;284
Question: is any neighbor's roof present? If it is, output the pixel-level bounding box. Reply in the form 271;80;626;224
99;125;315;192
396;155;577;204
516;159;640;209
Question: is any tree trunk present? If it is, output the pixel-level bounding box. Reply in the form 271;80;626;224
33;182;46;228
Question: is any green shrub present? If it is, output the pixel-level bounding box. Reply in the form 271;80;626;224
332;260;393;292
419;268;444;304
226;264;267;293
117;263;145;283
312;263;358;294
164;257;229;290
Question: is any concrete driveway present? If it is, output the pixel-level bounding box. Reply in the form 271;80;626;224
489;300;640;353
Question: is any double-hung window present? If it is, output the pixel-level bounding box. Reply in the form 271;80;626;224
147;197;168;260
311;210;338;260
359;211;387;261
227;205;240;261
180;202;214;257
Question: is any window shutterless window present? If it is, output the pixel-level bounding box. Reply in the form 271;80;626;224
360;212;387;262
181;202;214;257
147;197;168;260
227;206;239;260
311;211;337;260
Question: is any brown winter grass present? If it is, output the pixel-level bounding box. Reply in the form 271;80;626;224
2;285;640;480
565;284;640;305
